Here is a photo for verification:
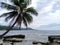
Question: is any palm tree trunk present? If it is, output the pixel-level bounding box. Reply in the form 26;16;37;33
2;7;23;36
19;21;22;30
1;14;21;36
1;21;16;36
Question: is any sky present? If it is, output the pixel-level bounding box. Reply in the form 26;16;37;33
30;0;60;30
0;0;60;30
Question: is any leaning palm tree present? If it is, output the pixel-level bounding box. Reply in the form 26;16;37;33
0;0;38;36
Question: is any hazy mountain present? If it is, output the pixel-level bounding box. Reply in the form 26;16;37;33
38;23;60;30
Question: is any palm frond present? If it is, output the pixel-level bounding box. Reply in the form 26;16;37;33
21;0;31;7
11;0;19;6
19;0;31;5
23;13;33;24
19;0;24;4
1;2;17;10
24;0;31;5
26;7;38;15
9;16;16;26
0;11;17;17
5;11;18;21
23;17;27;27
0;12;12;17
21;3;27;9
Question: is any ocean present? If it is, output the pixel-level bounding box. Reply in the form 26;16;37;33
0;30;60;42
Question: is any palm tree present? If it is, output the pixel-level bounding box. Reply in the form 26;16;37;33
0;0;38;36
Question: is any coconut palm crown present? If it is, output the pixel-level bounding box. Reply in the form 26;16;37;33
0;0;38;29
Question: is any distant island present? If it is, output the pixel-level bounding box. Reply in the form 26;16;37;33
0;25;34;30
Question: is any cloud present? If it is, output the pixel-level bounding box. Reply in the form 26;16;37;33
29;0;60;29
52;1;60;12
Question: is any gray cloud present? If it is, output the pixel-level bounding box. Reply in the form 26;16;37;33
52;1;60;12
36;0;52;11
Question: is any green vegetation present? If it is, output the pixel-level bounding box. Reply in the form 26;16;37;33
0;25;10;30
0;25;34;30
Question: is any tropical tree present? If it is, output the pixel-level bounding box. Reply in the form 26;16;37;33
0;0;38;36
